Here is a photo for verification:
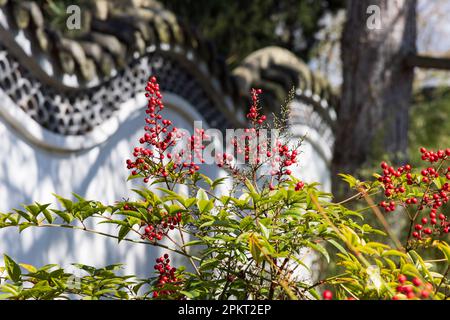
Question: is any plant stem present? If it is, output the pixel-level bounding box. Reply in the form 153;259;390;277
436;265;450;294
405;158;446;250
37;223;200;260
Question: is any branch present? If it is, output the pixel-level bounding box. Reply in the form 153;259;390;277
37;223;200;261
406;54;450;70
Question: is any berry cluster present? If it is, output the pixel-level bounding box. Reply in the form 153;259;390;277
295;181;304;191
126;76;204;183
216;152;235;168
377;147;450;241
412;207;449;239
153;254;181;298
378;162;412;211
219;89;269;169
143;212;183;242
420;147;450;163
218;88;300;189
270;143;298;178
393;274;433;300
246;88;267;124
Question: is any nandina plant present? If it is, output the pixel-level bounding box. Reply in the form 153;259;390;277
1;76;450;300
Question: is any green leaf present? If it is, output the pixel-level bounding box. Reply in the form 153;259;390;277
281;208;303;219
51;209;73;223
196;189;209;201
308;288;321;300
24;204;41;216
118;225;131;243
244;179;260;201
183;240;204;247
98;220;130;227
180;290;201;299
435;241;450;263
381;250;408;259
0;283;20;297
184;198;197;209
127;173;142;181
18;222;33;233
327;239;348;256
199;174;213;186
116;210;145;221
258;221;270;239
248;233;263;265
4;254;21;282
19;263;37;273
0;293;14;299
14;209;34;223
167;204;185;216
433;177;443;190
409;250;433;281
306;242;330;263
53;194;73;211
157;188;186;206
72;193;86;202
290;255;311;273
41;209;54;224
401;263;421;278
200;259;220;271
197;199;214;214
211;177;227;189
239;216;254;230
338;174;359;188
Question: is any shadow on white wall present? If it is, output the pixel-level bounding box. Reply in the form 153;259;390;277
0;98;226;277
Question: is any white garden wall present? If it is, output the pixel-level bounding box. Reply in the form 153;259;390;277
0;91;331;278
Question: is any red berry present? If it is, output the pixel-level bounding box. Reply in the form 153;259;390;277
322;290;333;300
412;277;422;287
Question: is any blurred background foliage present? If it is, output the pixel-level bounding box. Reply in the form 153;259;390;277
409;87;450;165
161;0;344;66
36;0;345;66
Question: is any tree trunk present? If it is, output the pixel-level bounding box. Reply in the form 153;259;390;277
332;0;417;198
